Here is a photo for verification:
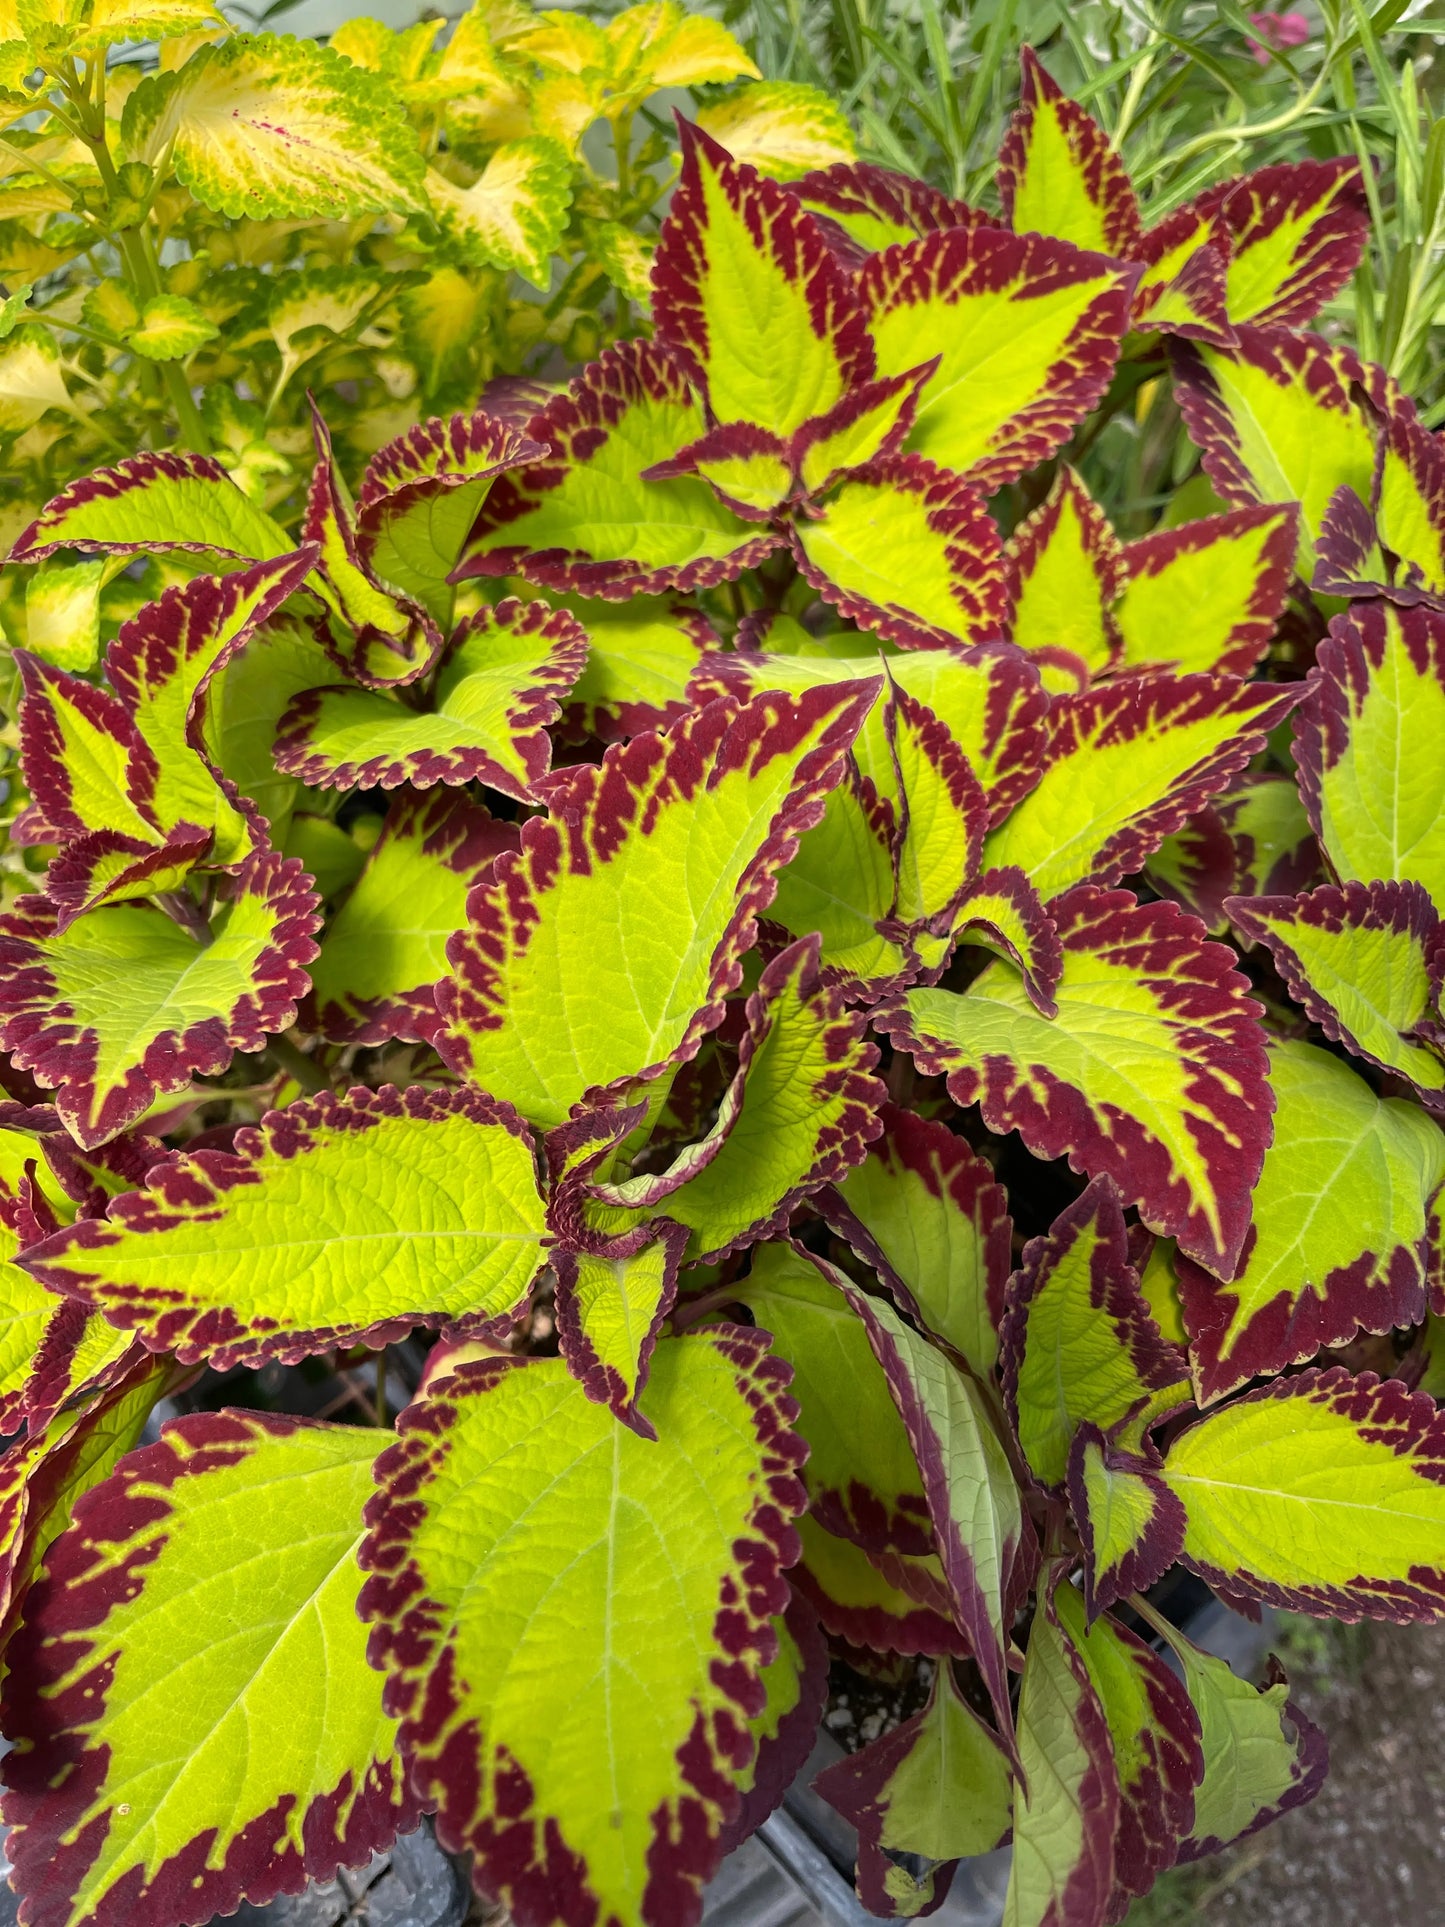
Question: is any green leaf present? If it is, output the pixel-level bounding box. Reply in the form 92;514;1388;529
359;1330;807;1927
125;33;426;221
997;50;1141;258
736;1240;933;1556
1146;1613;1327;1858
440;680;875;1128
820;1102;1011;1379
1162;1368;1445;1619
553;1220;688;1438
2;1412;417;1927
22;556;108;672
695;81;856;180
813;1660;1012;1917
792;1509;966;1658
427;138;572;290
24;1086;547;1369
12;452;293;567
128;293;218;362
1005;466;1125;681
1003;1571;1118;1927
579;934;883;1261
310;789;515;1046
1067;1426;1187;1622
1000;1176;1188;1491
1178;1039;1445;1403
1115;505;1298;677
0;324;68;432
561;597;715;740
196;610;331;843
767;772;910;994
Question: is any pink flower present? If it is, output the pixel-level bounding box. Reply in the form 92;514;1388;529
1247;10;1310;63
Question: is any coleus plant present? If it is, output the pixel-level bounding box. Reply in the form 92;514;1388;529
0;46;1440;1927
0;0;851;686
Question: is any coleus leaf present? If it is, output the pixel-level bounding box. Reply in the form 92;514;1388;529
561;597;717;741
359;1329;807;1927
1170;331;1387;572
15;651;159;848
767;771;910;997
997;48;1142;259
426;137;573;291
819;1102;1012;1379
791;1511;967;1659
736;1240;933;1556
1217;772;1320;900
692;81;853;181
981;672;1302;907
439;680;876;1128
194;611;334;845
792;454;1008;650
876;679;990;926
788;160;990;259
43;825;215;933
837;1275;1035;1753
1131;217;1234;349
813;1659;1012;1919
553;1219;688;1439
310;789;516;1046
1005;466;1125;681
1139;806;1236;934
1138;1610;1327;1861
948;867;1064;1018
1193;158;1368;328
1295;600;1445;904
0;850;319;1149
857;225;1136;486
22;1085;548;1370
652;119;873;436
354;410;546;621
578;934;884;1262
1067;1425;1187;1622
11;451;293;565
1162;1367;1445;1619
2;1412;419;1927
1113;504;1298;677
1002;1568;1117;1927
459;339;779;596
1000;1176;1189;1491
275;597;588;798
127;31;426;220
879;886;1273;1276
1229;882;1445;1108
1177;1039;1444;1404
1051;1578;1202;1916
718;1591;829;1857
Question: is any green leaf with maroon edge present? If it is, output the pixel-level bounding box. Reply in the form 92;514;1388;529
982;672;1302;906
560;598;718;742
792;454;1008;649
1067;1424;1187;1622
9;451;294;566
858;225;1136;486
439;680;876;1129
1295;601;1445;903
1131;229;1235;351
1170;331;1391;572
735;1240;933;1556
1175;1038;1445;1405
997;48;1142;258
1191;157;1369;328
355;409;546;622
1003;1567;1118;1927
14;651;158;848
1152;1626;1327;1862
767;771;910;997
1229;882;1445;1107
813;1659;1012;1919
818;1102;1012;1378
274;597;588;798
878;885;1273;1277
835;1273;1036;1755
576;933;885;1262
652;119;873;436
791;1511;967;1658
553;1219;688;1439
0;850;319;1150
1001;1175;1189;1491
1114;504;1298;676
717;1593;830;1857
2;1411;418;1927
1052;1576;1202;1916
358;1328;807;1927
787;161;992;263
458;339;780;597
1218;772;1321;900
877;679;990;924
195;611;335;845
950;868;1064;1016
21;1085;547;1370
310;789;516;1046
1005;466;1125;682
1371;398;1445;596
43;826;215;932
1161;1367;1445;1619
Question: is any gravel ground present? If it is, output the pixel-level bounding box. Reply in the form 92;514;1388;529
1130;1617;1445;1924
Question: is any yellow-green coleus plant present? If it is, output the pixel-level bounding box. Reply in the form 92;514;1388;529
0;0;851;670
0;49;1443;1927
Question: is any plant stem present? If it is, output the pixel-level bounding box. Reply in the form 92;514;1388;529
265;1030;331;1095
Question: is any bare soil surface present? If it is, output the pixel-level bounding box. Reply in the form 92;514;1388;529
1131;1618;1445;1924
